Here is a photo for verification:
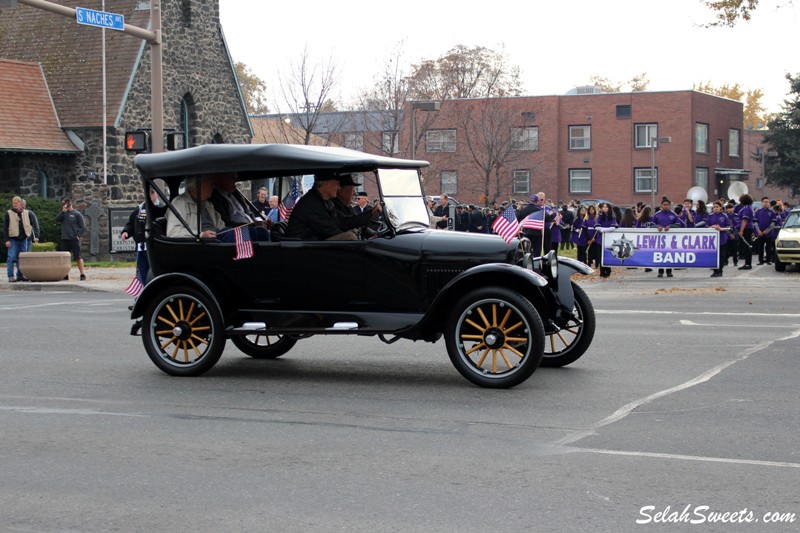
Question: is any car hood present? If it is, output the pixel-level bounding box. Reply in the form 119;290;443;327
778;227;800;238
419;230;513;263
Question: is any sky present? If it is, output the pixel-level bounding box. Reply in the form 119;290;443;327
219;0;799;118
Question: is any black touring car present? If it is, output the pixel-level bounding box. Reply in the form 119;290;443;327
131;144;596;388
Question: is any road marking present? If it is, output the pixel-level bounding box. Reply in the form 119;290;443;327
597;309;800;318
554;327;800;447
575;447;800;469
679;319;800;328
0;298;129;311
0;406;146;417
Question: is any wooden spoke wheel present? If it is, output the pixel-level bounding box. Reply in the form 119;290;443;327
142;287;225;376
231;334;297;359
445;287;544;388
540;282;595;368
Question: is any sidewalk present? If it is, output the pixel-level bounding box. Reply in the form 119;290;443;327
1;266;133;293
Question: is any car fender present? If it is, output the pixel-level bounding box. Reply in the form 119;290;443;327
130;272;222;321
552;257;592;312
418;263;549;334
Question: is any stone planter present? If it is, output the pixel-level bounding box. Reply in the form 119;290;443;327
18;251;72;282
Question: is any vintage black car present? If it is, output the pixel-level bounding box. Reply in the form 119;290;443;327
131;144;596;388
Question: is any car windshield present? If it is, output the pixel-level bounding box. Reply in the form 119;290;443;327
784;212;800;229
378;168;429;229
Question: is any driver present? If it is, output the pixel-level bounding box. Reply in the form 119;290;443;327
332;174;380;236
285;172;360;241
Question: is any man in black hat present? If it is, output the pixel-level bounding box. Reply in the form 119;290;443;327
332;174;380;236
286;172;358;240
354;191;372;215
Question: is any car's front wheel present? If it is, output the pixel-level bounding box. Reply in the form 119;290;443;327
774;251;787;272
445;287;545;388
540;282;596;367
231;334;297;359
142;286;225;376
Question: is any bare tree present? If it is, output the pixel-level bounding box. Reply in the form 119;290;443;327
407;44;523;100
456;99;528;205
275;45;340;145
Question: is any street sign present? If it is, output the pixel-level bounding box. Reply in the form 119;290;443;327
75;6;124;31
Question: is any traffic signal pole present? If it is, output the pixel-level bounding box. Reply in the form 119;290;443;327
14;0;164;153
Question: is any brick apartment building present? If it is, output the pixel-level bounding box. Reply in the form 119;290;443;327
265;90;794;208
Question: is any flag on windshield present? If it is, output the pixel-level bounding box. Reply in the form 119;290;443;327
279;178;300;221
521;209;545;231
233;227;254;260
492;205;520;244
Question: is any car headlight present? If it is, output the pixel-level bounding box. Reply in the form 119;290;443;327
531;250;558;279
776;240;800;248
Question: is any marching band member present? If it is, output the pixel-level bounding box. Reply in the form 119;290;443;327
707;200;731;277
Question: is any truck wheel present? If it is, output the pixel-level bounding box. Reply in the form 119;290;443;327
445;287;544;388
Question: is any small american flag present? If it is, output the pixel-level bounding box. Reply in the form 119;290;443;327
521;209;545;231
492;205;520;244
124;277;144;297
233;227;254;260
279;178;301;222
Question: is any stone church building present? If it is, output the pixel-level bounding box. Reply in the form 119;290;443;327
0;0;251;259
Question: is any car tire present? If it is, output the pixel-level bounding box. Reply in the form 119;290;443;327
445;287;544;389
231;334;297;359
540;282;596;367
142;286;225;376
774;252;786;272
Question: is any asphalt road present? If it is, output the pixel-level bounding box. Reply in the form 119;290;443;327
1;264;798;532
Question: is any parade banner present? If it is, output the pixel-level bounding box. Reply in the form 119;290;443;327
601;228;720;269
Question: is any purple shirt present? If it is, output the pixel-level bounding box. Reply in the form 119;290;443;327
571;218;587;246
738;205;754;232
754;207;777;237
652;209;681;228
707;211;730;246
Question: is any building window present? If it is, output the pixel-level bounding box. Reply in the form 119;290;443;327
616;105;632;119
180;0;192;27
695;168;709;191
695;123;709;153
180;93;195;148
634;123;658;148
381;131;399;154
569;169;592;194
511;127;539;151
344;133;364;151
426;129;456;152
441;171;457;195
729;129;740;157
569;125;591;150
756;178;766;189
634;168;657;193
512;170;530;194
716;139;722;163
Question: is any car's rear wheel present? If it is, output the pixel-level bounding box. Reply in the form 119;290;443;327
231;334;297;359
445;287;544;388
540;282;596;367
142;287;225;376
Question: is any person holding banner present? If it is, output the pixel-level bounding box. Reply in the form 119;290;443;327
652;198;683;277
596;202;618;277
707;200;731;277
736;194;755;270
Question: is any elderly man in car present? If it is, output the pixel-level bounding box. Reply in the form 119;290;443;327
167;174;267;241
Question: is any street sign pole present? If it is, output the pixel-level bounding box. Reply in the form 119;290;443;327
15;0;164;153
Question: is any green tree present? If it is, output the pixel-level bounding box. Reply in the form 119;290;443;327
234;61;269;115
763;73;800;196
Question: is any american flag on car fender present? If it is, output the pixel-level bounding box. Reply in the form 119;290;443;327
279;178;301;221
491;205;520;244
233;227;254;260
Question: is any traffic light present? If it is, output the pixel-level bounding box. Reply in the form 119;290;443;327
125;131;149;153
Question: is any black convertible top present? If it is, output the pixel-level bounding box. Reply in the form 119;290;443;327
135;144;429;179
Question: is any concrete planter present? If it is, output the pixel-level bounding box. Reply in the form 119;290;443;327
18;251;72;282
